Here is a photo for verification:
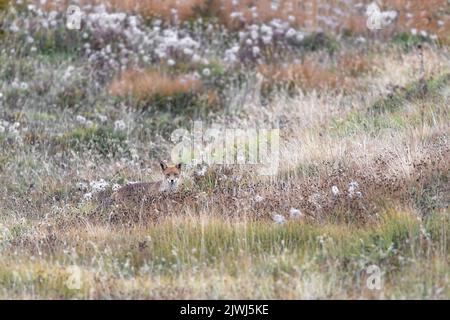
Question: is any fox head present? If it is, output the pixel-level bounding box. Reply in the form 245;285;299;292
160;161;182;190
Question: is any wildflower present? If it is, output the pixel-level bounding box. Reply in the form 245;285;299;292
97;114;108;123
252;46;260;56
273;214;286;225
289;208;303;219
262;35;272;44
381;10;398;26
356;37;367;43
348;181;362;198
112;184;121;192
76;182;88;192
285;28;297;38
0;92;3;99
167;59;176;66
202;68;211;77
331;186;340;197
411;28;417;35
114;120;126;131
90;180;109;193
230;12;244;20
192;54;201;63
76;115;87;125
83;192;93;201
292;31;304;42
0;125;5;134
9;23;20;33
183;48;194;56
20;82;29;91
254;195;264;203
196;166;207;176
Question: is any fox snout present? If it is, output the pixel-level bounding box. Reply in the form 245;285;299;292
167;174;179;187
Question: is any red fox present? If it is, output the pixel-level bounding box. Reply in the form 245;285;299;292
113;162;182;204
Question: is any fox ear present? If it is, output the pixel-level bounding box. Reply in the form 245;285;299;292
176;163;182;170
160;161;168;171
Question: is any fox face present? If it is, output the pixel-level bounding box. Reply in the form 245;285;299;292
160;161;182;190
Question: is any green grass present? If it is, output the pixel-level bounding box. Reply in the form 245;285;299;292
393;32;433;50
370;73;449;114
329;73;450;137
55;125;129;157
0;210;448;299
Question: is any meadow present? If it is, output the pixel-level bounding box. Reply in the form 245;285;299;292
0;0;449;299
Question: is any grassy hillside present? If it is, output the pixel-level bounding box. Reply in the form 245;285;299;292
0;0;449;299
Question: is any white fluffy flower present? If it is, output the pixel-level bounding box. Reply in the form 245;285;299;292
289;208;304;219
331;186;340;197
348;181;362;198
230;12;244;20
97;114;108;123
167;59;176;66
273;214;286;225
254;195;264;203
83;192;93;201
76;182;89;192
20;82;29;90
262;35;272;44
76;115;87;124
252;46;260;56
296;32;305;42
183;47;194;56
90;180;109;193
114;120;126;131
202;68;211;77
285;28;297;38
380;10;398;26
196;166;207;177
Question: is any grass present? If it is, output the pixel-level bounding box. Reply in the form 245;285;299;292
55;125;129;157
0;211;448;299
0;1;449;300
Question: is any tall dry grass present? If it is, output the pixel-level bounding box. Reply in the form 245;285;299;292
108;69;203;101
